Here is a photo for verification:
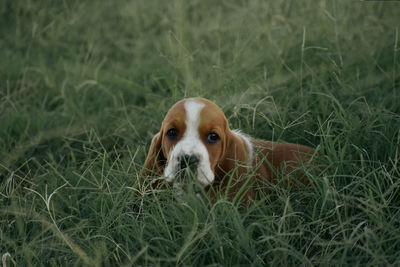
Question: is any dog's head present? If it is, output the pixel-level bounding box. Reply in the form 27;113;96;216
142;98;252;190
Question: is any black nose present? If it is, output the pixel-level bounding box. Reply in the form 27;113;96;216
180;154;199;169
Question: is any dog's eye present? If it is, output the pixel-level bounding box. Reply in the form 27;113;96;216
166;128;179;140
207;133;220;144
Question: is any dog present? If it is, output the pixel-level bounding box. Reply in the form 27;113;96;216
141;98;316;202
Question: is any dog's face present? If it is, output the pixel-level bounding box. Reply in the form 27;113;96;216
144;98;231;188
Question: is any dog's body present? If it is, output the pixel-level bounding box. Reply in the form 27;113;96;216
142;98;315;201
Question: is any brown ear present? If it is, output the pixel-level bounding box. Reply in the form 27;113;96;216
218;131;249;174
141;132;166;177
215;131;255;201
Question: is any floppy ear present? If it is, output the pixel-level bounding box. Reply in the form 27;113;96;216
217;131;250;175
215;131;255;201
141;132;166;177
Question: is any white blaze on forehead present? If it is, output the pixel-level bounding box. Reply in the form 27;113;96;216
184;99;205;139
163;99;215;186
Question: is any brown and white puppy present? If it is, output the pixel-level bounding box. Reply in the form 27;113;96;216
141;98;315;201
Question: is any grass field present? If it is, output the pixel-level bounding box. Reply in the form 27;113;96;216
1;0;400;265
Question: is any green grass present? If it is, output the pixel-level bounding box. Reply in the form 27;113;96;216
1;0;400;265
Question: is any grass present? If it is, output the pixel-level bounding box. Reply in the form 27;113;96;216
1;0;400;265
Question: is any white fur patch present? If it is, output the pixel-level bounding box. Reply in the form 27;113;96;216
164;99;215;186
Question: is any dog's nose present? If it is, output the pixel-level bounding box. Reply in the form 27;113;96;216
180;154;199;169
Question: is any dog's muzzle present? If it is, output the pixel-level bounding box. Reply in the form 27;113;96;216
178;154;199;179
179;154;199;169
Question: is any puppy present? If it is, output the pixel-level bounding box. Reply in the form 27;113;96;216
141;98;316;202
